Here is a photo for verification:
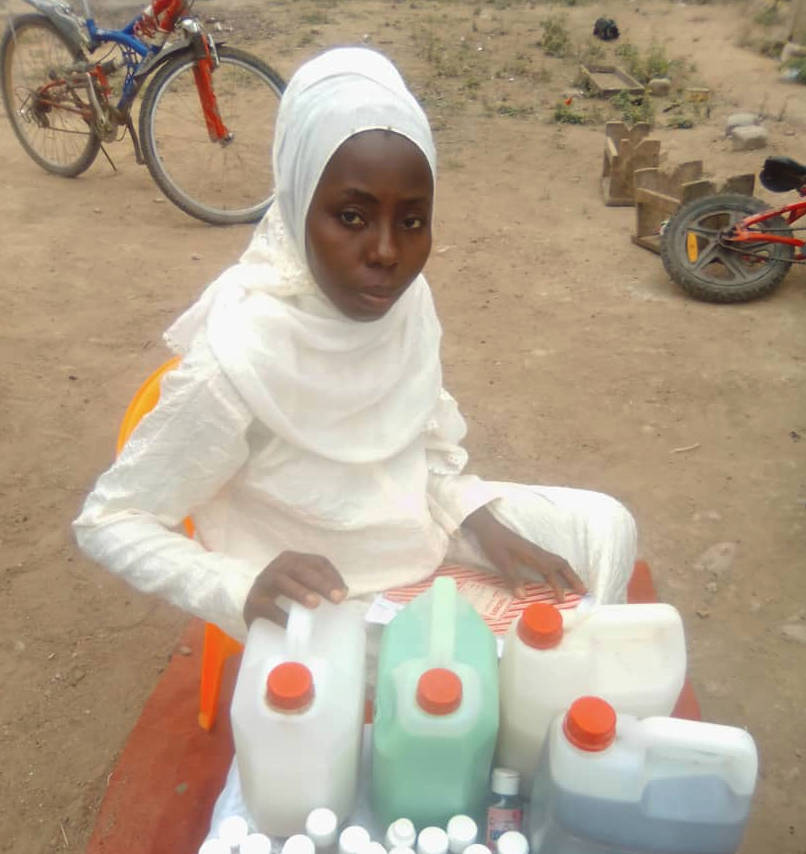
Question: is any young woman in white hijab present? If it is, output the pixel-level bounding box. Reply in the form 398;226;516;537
73;47;636;649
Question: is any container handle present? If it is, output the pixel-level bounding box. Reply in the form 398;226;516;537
286;602;313;661
429;576;456;665
640;718;758;794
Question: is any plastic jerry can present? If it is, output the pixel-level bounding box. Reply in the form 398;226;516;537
497;602;686;795
231;600;366;837
528;696;758;854
372;576;500;828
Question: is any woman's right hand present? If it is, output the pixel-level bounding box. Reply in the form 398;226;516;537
243;551;348;628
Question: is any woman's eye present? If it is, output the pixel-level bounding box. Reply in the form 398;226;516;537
339;210;365;227
402;215;425;229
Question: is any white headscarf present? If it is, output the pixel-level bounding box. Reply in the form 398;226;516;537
164;48;443;464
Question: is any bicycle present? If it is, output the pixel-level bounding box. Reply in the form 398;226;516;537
660;156;806;303
0;0;285;225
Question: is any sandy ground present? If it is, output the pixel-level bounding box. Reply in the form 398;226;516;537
1;0;805;851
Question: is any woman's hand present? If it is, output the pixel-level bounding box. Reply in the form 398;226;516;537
243;551;348;627
462;505;586;602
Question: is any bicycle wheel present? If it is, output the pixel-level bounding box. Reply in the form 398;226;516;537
0;14;100;177
139;46;284;225
661;193;794;303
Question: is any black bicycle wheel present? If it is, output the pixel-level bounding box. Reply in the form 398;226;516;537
0;14;100;177
661;193;794;303
139;45;284;225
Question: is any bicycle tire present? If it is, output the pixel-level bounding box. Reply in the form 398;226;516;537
660;193;794;303
0;14;100;177
138;45;284;225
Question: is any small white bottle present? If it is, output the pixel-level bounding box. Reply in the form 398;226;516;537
368;843;388;854
463;846;492;854
307;808;339;854
284;836;317;854
339;826;371;854
240;835;274;854
446;816;478;854
495;833;528;854
485;769;524;852
198;840;230;854
417;827;449;854
385;818;417;851
389;848;417;854
218;815;250;850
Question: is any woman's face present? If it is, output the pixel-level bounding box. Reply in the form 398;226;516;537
305;130;434;321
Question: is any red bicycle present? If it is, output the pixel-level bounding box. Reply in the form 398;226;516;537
661;156;806;302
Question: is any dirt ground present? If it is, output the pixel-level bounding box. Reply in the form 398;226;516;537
1;0;805;851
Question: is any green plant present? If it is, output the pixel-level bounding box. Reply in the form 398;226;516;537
616;42;672;84
541;14;571;57
667;115;694;128
610;90;655;125
753;5;781;26
784;55;806;83
553;101;586;123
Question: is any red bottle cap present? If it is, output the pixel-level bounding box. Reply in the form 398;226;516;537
266;661;314;712
517;603;564;649
416;667;463;715
563;696;617;751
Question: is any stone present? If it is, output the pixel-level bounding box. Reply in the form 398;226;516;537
725;112;759;136
731;125;768;151
647;77;671;97
779;624;806;644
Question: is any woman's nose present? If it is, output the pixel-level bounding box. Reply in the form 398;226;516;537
367;222;398;267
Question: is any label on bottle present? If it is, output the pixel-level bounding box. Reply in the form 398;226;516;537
486;808;523;850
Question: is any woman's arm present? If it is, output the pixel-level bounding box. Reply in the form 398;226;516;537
73;337;258;640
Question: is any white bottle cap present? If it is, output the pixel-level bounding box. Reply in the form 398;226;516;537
307;808;339;847
463;846;492;854
198;840;231;854
386;819;416;850
389;848;417;854
496;833;528;854
416;827;449;854
240;834;274;854
490;767;520;797
446;816;478;854
217;815;250;848
284;835;317;854
339;826;371;854
368;843;388;854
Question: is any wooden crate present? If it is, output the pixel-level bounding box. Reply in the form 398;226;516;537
580;63;645;97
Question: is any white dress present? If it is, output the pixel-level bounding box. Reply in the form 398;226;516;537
73;329;637;644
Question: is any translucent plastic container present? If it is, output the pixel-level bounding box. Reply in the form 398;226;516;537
497;602;686;795
372;577;500;828
528;697;758;854
231;601;366;837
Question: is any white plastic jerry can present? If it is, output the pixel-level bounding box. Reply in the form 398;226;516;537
231;600;366;837
496;602;686;795
529;696;758;854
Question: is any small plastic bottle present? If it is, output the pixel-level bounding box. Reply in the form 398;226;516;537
485;769;523;852
446;816;478;854
463;845;492;854
386;819;417;851
307;808;339;854
368;843;388;854
284;835;317;854
339;826;371;854
198;840;230;854
217;815;249;850
240;834;274;854
495;832;528;854
389;848;417;854
417;827;449;854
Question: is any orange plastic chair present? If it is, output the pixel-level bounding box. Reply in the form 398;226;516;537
116;357;244;731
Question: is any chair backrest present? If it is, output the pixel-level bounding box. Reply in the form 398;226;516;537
116;355;194;537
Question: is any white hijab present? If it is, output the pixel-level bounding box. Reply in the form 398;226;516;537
165;48;443;464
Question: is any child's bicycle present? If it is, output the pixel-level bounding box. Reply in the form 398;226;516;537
660;156;806;302
0;0;285;225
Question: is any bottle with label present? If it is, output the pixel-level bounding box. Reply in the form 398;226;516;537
306;808;339;854
485;769;523;852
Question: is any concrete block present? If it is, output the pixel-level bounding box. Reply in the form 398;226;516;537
781;41;806;63
647;77;671;96
725;112;760;136
730;124;768;151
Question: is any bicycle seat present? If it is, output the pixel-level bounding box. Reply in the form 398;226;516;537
759;156;806;193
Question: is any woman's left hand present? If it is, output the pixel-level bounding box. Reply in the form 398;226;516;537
462;505;586;602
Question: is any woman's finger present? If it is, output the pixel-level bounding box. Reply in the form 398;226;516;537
296;556;349;602
497;557;527;599
244;593;289;628
275;572;321;608
561;563;587;595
